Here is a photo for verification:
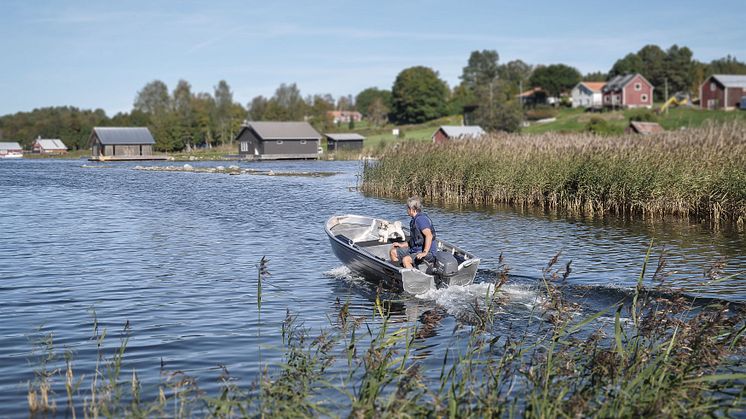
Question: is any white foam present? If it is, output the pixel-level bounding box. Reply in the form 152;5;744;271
324;265;352;278
417;282;543;319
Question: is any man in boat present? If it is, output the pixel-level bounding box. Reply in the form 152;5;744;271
389;196;436;268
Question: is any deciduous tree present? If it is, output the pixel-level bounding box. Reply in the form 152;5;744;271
391;66;449;124
529;64;581;98
134;80;170;115
355;88;391;117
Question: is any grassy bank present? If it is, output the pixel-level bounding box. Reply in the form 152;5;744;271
362;122;746;227
523;106;746;134
24;254;746;417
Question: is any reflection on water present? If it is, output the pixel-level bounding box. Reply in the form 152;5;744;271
0;159;743;416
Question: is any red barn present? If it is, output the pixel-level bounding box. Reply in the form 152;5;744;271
699;75;746;110
432;125;485;144
602;74;654;109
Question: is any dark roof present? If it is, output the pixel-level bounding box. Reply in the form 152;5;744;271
244;121;321;140
603;74;637;92
92;127;155;145
325;133;365;141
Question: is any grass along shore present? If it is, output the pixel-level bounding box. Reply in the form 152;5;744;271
362;121;746;227
24;253;746;417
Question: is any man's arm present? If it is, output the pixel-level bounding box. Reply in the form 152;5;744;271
416;228;433;259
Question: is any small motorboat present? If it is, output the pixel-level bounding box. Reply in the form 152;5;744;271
325;214;481;294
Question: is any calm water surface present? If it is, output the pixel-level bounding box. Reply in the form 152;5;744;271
0;159;743;416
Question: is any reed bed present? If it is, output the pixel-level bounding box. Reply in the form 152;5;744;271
362;121;746;227
23;255;745;417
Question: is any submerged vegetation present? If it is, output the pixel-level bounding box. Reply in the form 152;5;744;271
24;253;745;417
362;122;746;227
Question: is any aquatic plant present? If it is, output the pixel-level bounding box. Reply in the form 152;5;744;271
24;254;745;417
362;121;746;228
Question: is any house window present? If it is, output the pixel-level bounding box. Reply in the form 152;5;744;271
641;94;648;102
300;140;307;144
276;140;283;144
240;142;248;152
635;83;642;91
710;82;716;92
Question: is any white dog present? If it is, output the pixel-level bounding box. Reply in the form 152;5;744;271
378;220;406;243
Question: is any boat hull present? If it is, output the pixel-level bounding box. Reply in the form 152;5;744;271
326;214;480;294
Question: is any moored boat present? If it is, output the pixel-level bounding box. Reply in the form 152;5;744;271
325;214;480;294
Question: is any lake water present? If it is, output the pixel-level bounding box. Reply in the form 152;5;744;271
0;159;743;416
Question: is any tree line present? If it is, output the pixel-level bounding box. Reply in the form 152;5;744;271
1;44;745;150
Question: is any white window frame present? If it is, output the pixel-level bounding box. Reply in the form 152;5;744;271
300;140;307;144
635;83;642;91
276;140;283;144
710;82;716;92
641;94;648;102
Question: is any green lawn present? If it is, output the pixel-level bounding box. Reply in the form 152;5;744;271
523;105;746;134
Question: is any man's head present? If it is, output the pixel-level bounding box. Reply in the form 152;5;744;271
406;196;422;216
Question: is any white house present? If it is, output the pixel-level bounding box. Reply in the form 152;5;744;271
0;142;23;158
571;82;606;109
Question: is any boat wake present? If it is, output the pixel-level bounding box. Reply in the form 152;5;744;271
416;282;544;321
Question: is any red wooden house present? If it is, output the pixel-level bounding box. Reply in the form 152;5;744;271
602;73;654;109
699;75;746;110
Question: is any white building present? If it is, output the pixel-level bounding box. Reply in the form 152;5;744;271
0;142;23;158
571;82;606;109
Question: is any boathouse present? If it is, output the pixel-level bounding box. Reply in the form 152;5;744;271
0;142;23;158
236;121;321;160
89;127;166;161
325;133;365;151
31;137;68;154
432;125;486;144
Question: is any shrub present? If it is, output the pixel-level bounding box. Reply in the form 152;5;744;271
525;105;559;121
585;116;617;135
628;109;658;122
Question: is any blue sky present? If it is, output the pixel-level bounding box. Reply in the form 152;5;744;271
1;0;744;117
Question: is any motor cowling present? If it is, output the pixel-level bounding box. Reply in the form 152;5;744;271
427;251;459;282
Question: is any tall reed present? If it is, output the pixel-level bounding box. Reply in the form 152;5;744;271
24;255;745;417
362;121;746;228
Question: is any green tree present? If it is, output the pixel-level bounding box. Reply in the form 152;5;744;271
214;80;235;145
172;80;196;149
133;80;170;115
263;83;306;121
247;95;269;121
474;100;523;132
366;97;389;127
610;53;644;77
583;71;607;82
638;44;667;89
498;59;533;97
391;66;450;124
708;54;746;74
664;45;695;96
192;92;216;147
461;50;500;93
355;88;391;117
529;64;582;97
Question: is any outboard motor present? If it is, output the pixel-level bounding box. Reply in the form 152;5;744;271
427;251;459;286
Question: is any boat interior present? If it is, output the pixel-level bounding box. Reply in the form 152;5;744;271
328;216;470;266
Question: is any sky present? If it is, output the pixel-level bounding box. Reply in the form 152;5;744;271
1;0;745;117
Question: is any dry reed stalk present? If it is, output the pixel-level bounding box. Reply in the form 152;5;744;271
363;121;746;227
